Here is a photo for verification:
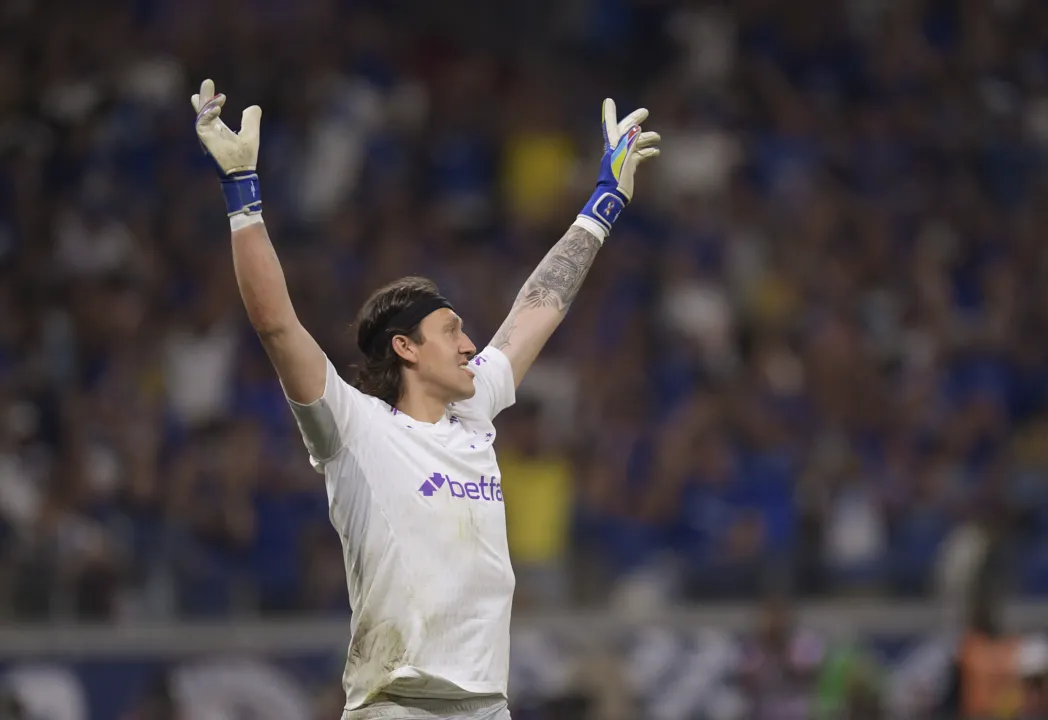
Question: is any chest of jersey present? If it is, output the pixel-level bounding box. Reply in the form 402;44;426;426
364;416;512;570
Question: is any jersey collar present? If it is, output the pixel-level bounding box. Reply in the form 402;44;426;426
388;404;452;431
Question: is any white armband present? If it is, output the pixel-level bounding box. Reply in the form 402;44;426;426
230;213;265;232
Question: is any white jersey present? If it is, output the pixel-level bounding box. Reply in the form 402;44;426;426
287;346;517;710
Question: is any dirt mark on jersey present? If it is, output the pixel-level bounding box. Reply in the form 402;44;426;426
348;615;408;680
456;507;482;542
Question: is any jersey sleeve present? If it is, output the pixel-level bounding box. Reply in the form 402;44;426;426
455;346;516;422
285;356;376;468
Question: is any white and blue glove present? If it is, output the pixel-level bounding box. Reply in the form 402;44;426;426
191;79;263;225
573;99;660;243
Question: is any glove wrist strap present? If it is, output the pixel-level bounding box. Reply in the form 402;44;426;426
578;186;627;236
220;171;262;216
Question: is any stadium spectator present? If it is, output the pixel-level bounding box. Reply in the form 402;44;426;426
499;399;574;610
740;595;825;720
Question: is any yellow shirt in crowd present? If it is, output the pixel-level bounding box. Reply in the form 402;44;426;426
499;451;573;565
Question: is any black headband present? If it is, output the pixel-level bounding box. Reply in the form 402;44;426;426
359;295;455;357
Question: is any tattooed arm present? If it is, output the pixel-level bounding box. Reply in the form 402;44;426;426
489;99;659;387
490;225;602;387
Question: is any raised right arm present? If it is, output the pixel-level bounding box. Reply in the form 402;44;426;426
230;218;326;404
191;78;327;405
236;219;353;463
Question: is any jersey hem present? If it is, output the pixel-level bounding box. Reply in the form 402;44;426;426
345;678;506;710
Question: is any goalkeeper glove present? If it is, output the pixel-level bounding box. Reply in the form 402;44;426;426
191;79;263;220
574;99;660;243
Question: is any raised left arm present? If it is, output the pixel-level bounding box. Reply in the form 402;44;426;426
491;99;660;386
490;224;602;385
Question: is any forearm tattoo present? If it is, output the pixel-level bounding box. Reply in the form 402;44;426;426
491;226;601;349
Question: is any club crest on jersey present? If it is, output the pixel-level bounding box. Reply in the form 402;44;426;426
418;472;503;502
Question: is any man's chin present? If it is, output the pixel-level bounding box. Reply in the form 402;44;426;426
451;376;478;402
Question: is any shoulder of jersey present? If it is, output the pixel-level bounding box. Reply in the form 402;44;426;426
357;392;395;419
446;400;486;425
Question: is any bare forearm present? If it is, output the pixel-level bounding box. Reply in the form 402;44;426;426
230;221;298;336
230;219;326;403
491;225;602;383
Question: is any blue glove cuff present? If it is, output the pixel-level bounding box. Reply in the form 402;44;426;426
579;188;627;233
220;172;262;216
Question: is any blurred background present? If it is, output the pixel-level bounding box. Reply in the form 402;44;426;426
3;0;1048;717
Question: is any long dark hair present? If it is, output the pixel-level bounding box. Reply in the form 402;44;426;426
351;276;441;407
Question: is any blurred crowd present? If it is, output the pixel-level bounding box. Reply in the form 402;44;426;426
5;0;1048;622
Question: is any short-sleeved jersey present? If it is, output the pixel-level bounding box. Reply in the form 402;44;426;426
287;347;516;711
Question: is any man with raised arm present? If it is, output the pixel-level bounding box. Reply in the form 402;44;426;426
191;78;659;720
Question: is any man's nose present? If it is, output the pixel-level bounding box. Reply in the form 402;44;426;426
461;333;477;357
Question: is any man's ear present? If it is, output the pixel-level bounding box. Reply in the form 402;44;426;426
391;334;419;363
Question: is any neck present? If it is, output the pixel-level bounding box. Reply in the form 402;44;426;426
395;389;448;424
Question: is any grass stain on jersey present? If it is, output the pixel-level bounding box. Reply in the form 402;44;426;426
347;615;408;694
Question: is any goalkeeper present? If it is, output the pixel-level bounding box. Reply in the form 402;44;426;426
192;79;659;720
